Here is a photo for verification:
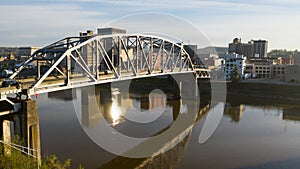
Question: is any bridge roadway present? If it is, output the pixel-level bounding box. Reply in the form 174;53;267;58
1;68;208;96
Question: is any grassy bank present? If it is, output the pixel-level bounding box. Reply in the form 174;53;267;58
227;82;300;101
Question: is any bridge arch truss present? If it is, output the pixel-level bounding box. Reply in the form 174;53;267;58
11;34;196;95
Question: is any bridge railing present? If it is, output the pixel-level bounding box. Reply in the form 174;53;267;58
0;140;40;169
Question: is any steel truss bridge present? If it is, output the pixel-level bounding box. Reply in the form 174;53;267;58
0;33;210;113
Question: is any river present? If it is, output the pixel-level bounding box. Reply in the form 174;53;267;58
2;77;300;169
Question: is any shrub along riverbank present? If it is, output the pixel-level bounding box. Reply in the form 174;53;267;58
0;137;84;169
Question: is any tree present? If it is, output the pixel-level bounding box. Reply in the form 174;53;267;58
230;65;240;83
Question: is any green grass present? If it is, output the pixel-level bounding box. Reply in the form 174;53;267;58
227;82;300;101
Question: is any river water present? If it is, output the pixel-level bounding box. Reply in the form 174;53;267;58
3;77;300;169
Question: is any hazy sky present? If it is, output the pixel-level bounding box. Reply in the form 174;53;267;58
0;0;299;50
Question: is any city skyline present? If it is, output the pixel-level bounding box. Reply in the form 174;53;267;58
0;0;299;50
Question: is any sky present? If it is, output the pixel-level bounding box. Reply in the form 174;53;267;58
0;0;299;50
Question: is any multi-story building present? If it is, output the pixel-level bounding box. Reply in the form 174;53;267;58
220;53;246;79
253;40;268;58
244;59;291;80
97;28;127;71
228;38;268;58
242;42;254;59
97;27;126;52
244;64;255;75
17;47;40;61
248;58;276;65
228;38;243;55
79;30;96;72
254;65;271;78
184;45;197;58
271;65;286;80
78;28;127;72
184;44;205;68
247;58;273;78
200;54;224;70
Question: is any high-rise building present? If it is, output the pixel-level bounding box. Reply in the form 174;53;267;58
97;28;127;71
184;44;203;67
97;27;126;52
253;40;268;58
228;38;243;55
228;38;268;58
243;41;254;59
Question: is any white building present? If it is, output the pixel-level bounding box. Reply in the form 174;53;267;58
220;53;246;79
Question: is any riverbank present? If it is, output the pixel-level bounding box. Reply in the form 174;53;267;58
226;81;300;102
240;78;300;86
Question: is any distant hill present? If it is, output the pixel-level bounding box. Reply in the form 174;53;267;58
197;46;228;55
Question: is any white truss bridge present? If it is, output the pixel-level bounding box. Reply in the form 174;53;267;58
1;33;209;104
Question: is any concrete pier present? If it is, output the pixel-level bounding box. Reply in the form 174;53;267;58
21;100;41;165
2;120;11;156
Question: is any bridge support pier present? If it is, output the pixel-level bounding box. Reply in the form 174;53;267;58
21;100;41;166
2;120;11;156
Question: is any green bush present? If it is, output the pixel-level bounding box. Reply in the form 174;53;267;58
0;136;36;169
0;136;83;169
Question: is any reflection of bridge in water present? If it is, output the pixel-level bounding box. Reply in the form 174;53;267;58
74;76;211;169
95;104;211;169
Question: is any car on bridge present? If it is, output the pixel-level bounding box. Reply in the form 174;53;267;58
1;79;21;89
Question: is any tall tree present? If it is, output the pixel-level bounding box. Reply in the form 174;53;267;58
230;65;240;83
